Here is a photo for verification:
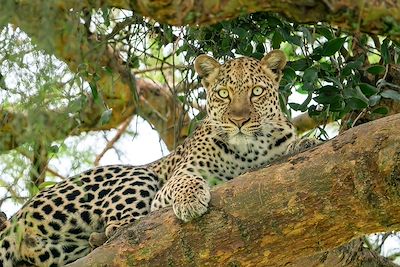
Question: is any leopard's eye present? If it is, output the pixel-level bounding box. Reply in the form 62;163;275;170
252;86;264;96
217;89;229;98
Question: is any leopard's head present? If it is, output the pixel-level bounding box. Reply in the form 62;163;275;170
194;50;287;142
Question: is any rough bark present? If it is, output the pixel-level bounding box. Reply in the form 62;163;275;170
9;0;399;37
124;0;400;39
67;113;400;267
292;238;400;267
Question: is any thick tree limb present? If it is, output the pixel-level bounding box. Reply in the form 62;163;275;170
67;114;400;267
291;238;399;267
125;0;400;39
5;0;400;39
0;78;189;152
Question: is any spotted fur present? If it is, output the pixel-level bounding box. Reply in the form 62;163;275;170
0;50;305;266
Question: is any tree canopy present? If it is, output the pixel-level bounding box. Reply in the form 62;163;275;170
1;0;400;266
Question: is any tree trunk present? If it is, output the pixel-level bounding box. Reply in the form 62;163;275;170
67;113;400;267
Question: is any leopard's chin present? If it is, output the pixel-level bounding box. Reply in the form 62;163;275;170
228;131;256;145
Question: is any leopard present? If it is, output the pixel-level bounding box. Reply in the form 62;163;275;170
0;50;314;266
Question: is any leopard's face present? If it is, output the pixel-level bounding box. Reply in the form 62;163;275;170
195;50;287;143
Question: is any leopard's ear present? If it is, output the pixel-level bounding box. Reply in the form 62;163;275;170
194;55;220;78
261;50;286;77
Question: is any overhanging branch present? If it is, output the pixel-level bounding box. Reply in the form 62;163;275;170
67;114;400;267
0;78;190;153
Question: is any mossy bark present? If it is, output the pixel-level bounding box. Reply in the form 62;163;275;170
67;114;400;267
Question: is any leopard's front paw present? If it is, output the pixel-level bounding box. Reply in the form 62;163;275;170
172;178;211;222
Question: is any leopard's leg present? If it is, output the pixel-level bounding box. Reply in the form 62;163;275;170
151;173;210;222
0;236;15;267
95;168;160;242
0;215;18;267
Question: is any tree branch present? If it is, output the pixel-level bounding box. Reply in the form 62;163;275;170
94;115;133;166
67;113;400;267
0;77;189;153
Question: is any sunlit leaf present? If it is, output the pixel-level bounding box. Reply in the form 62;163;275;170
366;65;386;75
358;83;378;97
321;37;347;56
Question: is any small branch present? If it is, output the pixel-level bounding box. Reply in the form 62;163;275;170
94;116;133;166
133;65;188;75
16;148;66;180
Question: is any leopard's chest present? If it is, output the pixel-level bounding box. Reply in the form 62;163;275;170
179;130;295;182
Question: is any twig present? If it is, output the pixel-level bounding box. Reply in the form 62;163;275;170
351;108;367;128
94;116;133;166
16;148;66;180
133;65;188;75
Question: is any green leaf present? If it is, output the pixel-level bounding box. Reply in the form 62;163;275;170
99;109;113;125
325;76;342;87
130;56;140;68
300;26;312;43
256;43;265;54
289;58;309;71
286;35;302;47
289;92;312;112
315;26;334;40
314;95;344;111
321;37;347;56
233;28;247;38
369;95;381;106
372;107;389;115
303;67;318;83
38;181;58;190
316;85;340;96
163;26;174;43
320;62;332;72
177;95;186;103
90;83;101;105
271;31;283;49
101;7;110;27
381;38;390;64
49;145;59;154
29;185;40;197
188;111;206;135
314;85;344;111
344;85;369;106
381;89;400;101
288;102;303;111
366;65;386;75
311;46;323;60
342;60;363;76
347;97;368;110
358;83;378;97
282;67;297;83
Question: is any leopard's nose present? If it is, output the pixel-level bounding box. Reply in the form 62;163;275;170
229;117;251;128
